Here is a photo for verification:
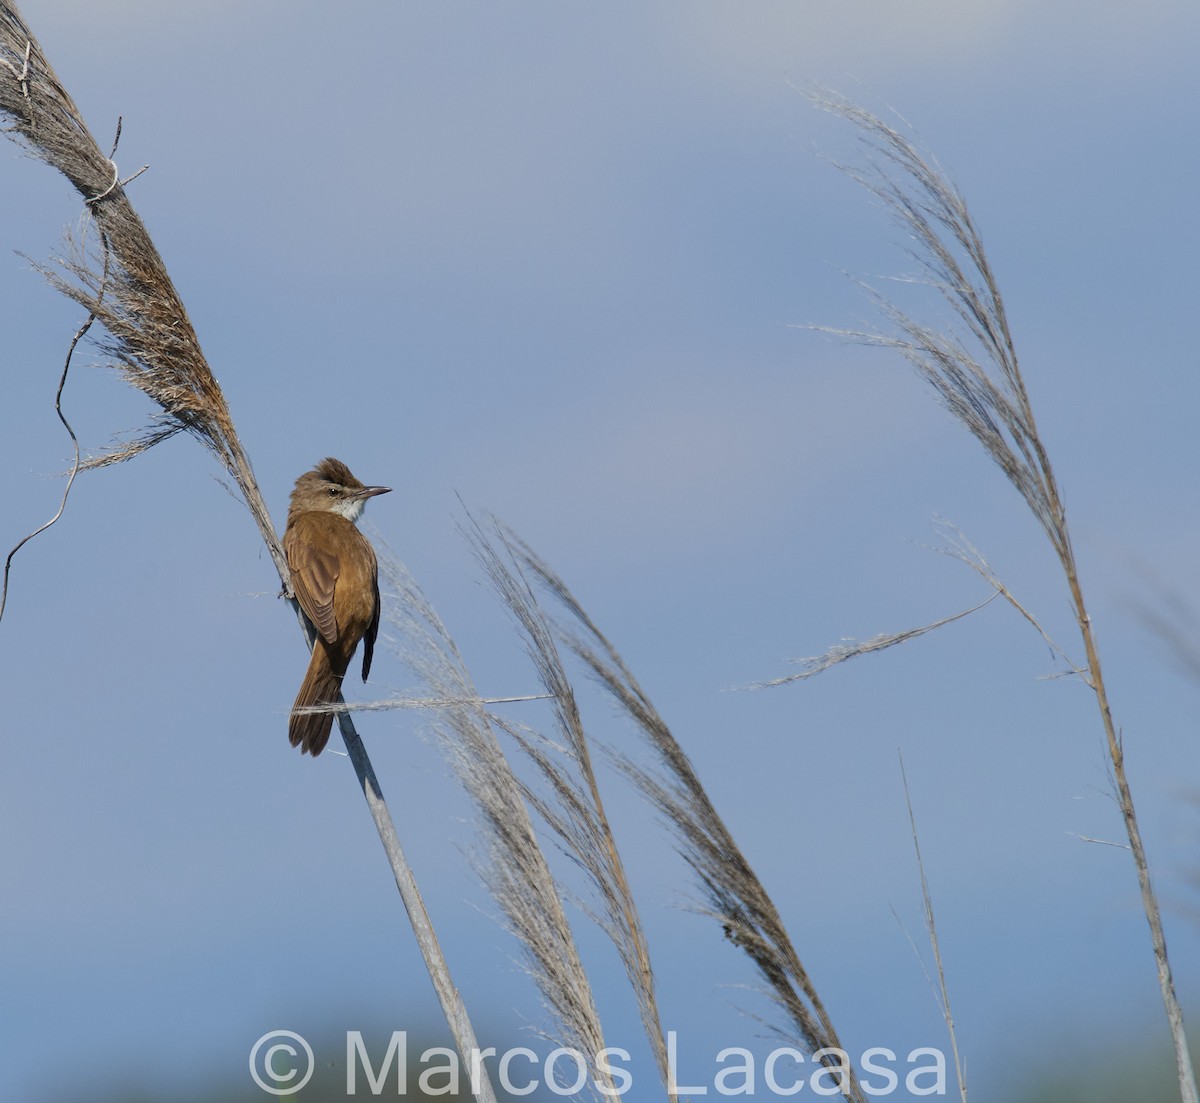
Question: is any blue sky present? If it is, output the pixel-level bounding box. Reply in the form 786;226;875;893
3;2;1200;1100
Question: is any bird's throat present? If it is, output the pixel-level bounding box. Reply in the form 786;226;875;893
331;497;366;523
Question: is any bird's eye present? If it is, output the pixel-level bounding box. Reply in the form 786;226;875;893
328;486;339;495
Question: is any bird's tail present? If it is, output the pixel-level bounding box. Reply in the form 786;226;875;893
289;643;344;756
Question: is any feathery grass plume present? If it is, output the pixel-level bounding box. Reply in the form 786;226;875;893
1;8;497;1098
503;529;865;1103
811;87;1197;1103
465;518;676;1100
0;4;282;577
807;91;1063;559
749;592;998;688
373;543;615;1087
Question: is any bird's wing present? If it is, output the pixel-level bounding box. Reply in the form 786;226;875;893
284;515;340;644
362;568;381;682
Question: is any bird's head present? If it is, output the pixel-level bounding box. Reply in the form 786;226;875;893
289;457;391;522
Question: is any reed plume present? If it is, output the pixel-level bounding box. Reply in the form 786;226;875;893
0;7;497;1098
467;518;676;1098
809;87;1196;1103
376;543;616;1091
501;526;865;1102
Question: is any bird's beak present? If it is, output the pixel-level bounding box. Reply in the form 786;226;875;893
357;485;392;499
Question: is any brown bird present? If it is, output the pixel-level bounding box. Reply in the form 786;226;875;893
283;458;391;756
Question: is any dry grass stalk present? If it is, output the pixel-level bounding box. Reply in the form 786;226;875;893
0;256;96;622
812;87;1196;1103
375;544;616;1088
897;755;966;1103
467;518;676;1099
0;7;496;1098
505;528;865;1103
